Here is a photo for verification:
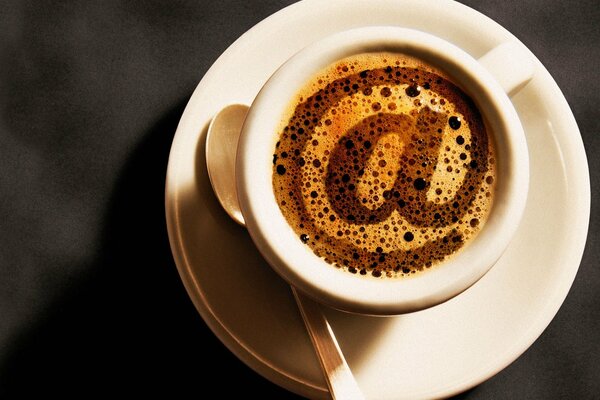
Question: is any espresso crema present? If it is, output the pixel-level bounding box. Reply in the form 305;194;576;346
272;53;496;278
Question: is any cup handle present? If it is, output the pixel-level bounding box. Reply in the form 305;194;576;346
477;42;535;96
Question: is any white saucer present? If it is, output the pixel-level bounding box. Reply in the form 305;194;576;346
165;0;590;398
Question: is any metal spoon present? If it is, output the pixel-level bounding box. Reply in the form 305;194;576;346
206;104;365;400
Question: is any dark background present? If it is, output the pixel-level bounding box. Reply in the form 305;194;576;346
0;0;598;398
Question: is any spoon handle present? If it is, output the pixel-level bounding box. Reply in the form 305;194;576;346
292;287;366;400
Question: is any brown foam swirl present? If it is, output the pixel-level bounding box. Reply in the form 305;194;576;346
272;53;495;278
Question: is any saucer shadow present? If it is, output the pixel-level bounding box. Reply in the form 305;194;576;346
450;387;479;399
0;100;302;398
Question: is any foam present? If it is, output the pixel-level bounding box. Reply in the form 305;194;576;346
272;52;496;278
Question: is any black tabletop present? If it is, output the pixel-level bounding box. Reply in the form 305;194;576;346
1;1;598;398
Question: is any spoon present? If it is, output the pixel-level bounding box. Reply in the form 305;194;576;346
206;104;365;400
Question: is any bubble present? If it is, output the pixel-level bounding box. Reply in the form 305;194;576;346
380;87;392;97
405;85;421;97
449;116;461;129
413;178;426;190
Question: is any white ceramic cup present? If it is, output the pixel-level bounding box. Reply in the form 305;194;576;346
236;26;531;315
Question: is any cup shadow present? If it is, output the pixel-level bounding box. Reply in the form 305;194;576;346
184;110;398;395
0;100;302;398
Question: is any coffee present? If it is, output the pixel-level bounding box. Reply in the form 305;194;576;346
272;52;496;278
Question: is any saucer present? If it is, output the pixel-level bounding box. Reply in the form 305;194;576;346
165;0;590;398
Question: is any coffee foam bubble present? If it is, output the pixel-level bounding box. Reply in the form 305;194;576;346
273;53;496;278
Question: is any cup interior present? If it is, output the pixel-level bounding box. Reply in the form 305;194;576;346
236;26;529;315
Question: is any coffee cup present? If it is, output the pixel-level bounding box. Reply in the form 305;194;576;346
235;26;531;315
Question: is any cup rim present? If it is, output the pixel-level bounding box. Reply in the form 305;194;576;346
236;26;529;315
